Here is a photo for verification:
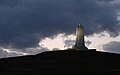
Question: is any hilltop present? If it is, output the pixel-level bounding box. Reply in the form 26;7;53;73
0;49;120;74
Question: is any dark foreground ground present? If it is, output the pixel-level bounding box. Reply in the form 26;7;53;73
0;49;120;74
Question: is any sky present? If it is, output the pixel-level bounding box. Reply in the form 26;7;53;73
0;0;120;58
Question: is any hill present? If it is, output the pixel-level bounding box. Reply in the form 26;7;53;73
0;49;120;74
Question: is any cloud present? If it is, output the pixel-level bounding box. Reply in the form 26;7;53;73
39;32;120;54
0;0;119;49
0;31;119;58
0;0;22;7
103;41;120;54
0;48;26;58
0;47;49;58
39;33;68;50
98;0;114;3
64;40;75;48
85;40;92;46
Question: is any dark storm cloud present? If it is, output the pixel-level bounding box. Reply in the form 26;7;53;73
98;0;114;3
0;0;22;7
0;0;119;49
73;0;119;36
103;41;120;54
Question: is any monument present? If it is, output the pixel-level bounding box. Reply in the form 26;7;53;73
72;24;88;50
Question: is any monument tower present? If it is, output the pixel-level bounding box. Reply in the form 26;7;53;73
72;24;88;50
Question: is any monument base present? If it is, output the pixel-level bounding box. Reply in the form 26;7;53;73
68;48;96;51
72;44;88;50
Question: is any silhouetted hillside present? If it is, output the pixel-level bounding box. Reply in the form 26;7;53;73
0;49;120;74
